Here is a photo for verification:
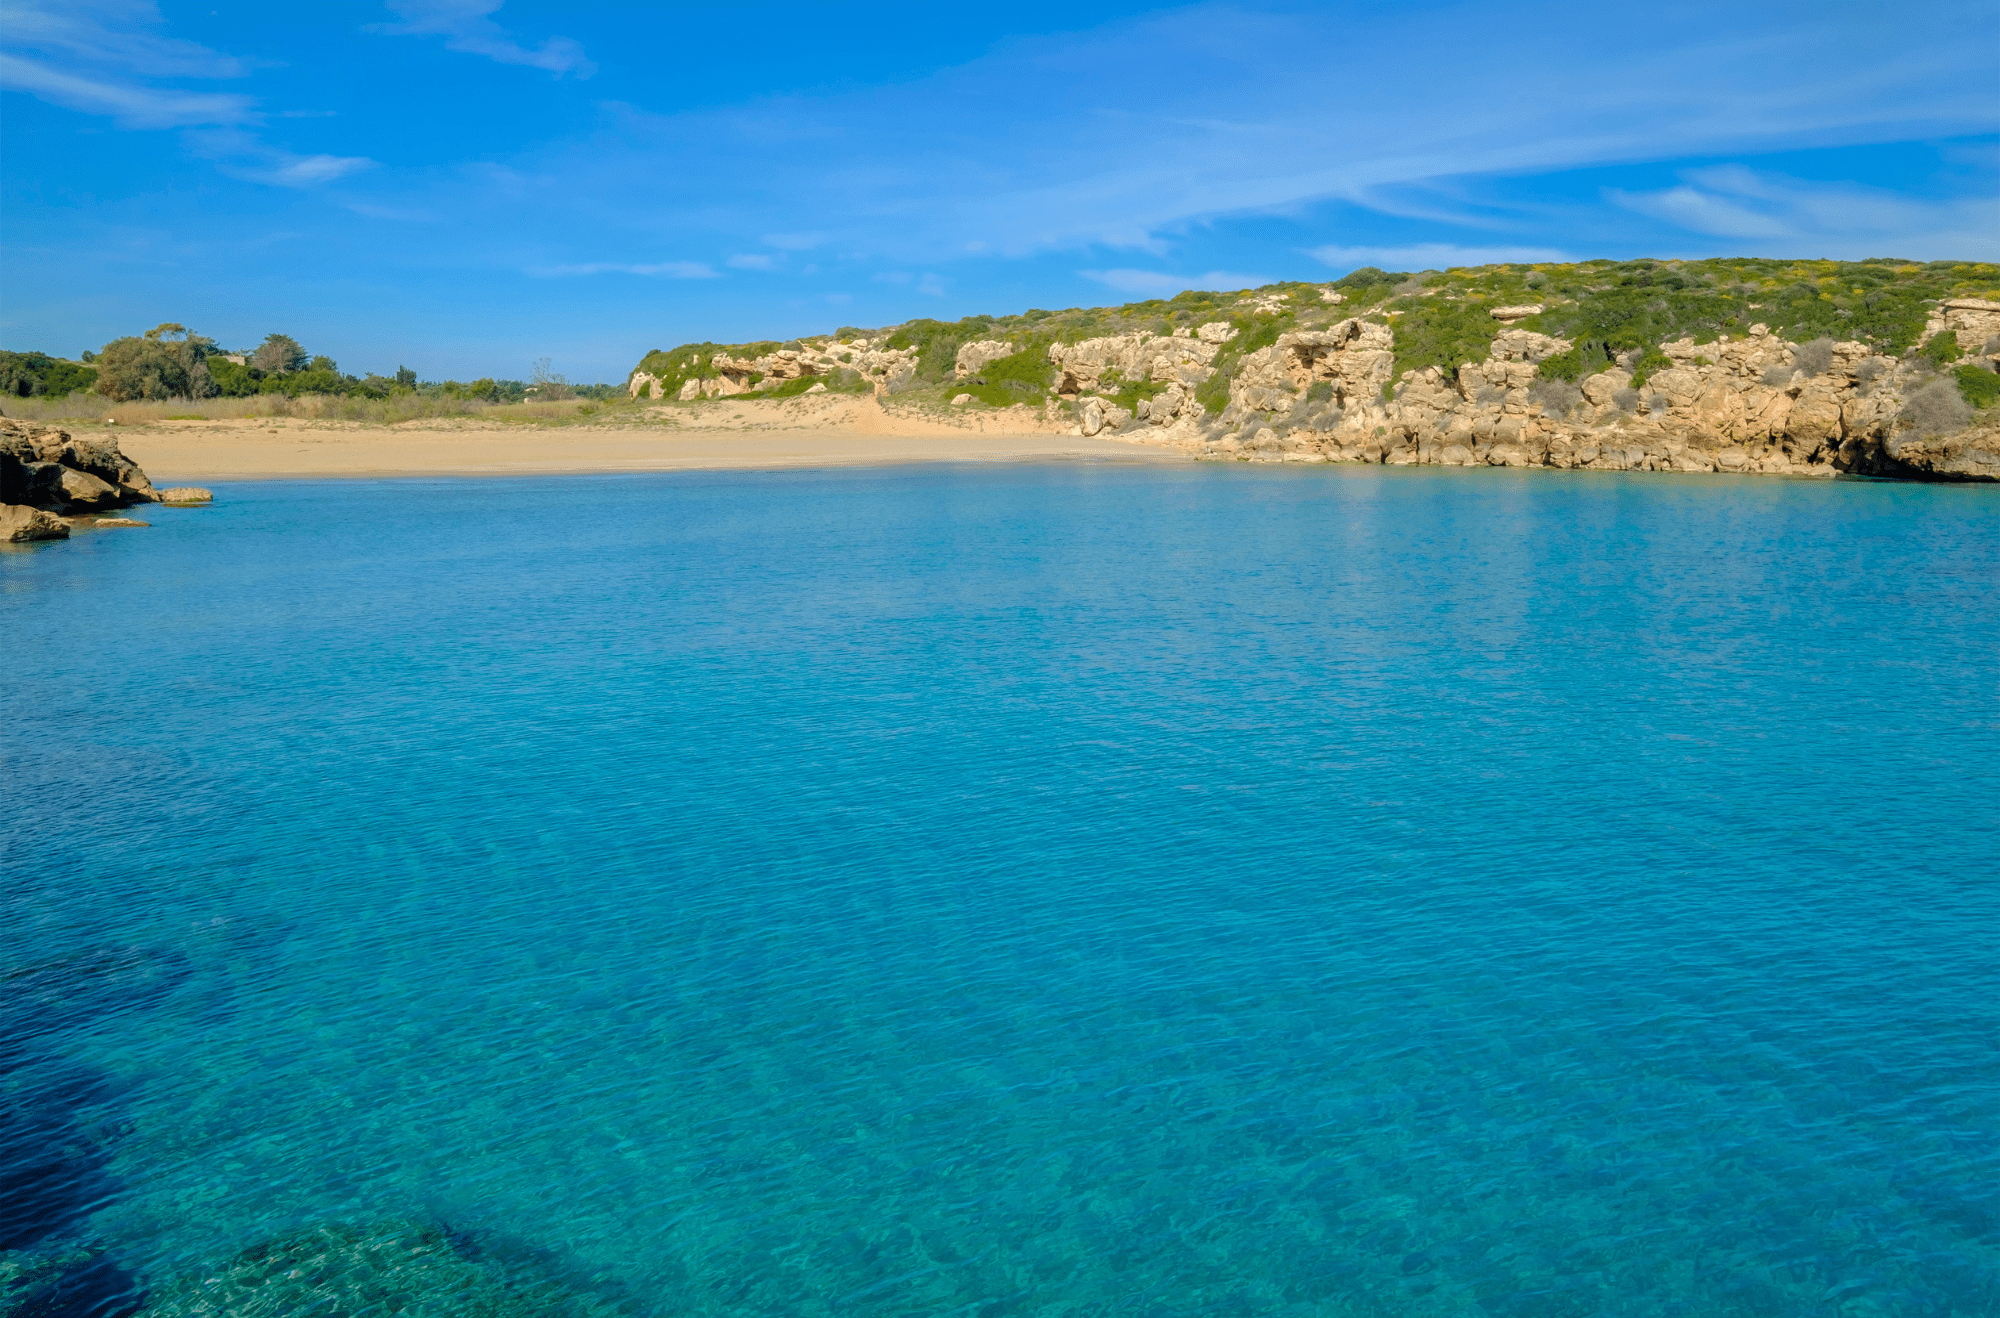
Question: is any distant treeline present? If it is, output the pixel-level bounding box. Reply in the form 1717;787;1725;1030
2;326;617;404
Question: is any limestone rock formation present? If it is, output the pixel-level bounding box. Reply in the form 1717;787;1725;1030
629;259;2000;482
2;503;69;541
1048;323;1235;400
1189;319;1999;481
1924;298;2000;354
954;340;1017;378
635;338;919;400
158;486;214;504
2;417;167;541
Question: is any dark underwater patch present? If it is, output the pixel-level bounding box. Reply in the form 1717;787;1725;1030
136;1219;634;1318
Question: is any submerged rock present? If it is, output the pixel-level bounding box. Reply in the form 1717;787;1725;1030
0;1237;142;1317
141;1220;630;1318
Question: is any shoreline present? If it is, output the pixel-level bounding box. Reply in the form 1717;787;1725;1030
40;395;2000;487
109;405;1181;483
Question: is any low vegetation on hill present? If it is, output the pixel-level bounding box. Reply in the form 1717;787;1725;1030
632;257;2000;421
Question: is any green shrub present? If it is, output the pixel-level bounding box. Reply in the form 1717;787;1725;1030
0;351;98;398
757;375;820;398
1387;296;1495;384
761;371;868;399
1094;376;1166;414
630;342;729;399
883;317;1014;384
1176;310;1295;417
1629;348;1673;389
1333;266;1405;291
208;358;263;397
1954;363;2000;410
960;344;1054;406
1535;341;1614;383
1920;334;1964;367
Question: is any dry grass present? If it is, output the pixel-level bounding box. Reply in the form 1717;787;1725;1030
2;392;642;428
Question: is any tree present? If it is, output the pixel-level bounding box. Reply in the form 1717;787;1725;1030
529;357;573;401
208;358;262;397
0;351;98;399
395;365;417;389
250;333;308;374
94;323;216;402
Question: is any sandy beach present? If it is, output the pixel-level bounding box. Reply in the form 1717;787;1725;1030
103;396;1181;482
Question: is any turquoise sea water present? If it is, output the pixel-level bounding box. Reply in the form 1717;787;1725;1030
4;463;1997;1316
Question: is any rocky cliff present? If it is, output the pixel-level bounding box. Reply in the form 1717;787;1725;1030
1189;311;2000;480
0;416;203;542
630;257;2000;482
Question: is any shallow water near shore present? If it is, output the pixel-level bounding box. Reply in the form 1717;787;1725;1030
5;463;1997;1316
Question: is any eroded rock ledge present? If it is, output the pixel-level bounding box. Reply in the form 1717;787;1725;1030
0;416;188;542
1115;320;2000;481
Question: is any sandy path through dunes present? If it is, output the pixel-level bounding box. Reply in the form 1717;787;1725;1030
111;397;1183;482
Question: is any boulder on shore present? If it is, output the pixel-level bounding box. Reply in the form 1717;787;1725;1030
1;416;179;546
158;486;214;504
1;503;69;542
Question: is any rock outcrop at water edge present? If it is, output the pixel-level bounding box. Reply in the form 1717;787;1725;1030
628;257;2000;483
1182;319;2000;479
1;416;165;541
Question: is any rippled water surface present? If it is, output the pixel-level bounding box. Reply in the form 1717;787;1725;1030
5;463;1998;1316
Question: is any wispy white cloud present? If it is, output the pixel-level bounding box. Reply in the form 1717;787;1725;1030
763;232;823;251
529;261;719;278
1081;269;1272;296
727;253;779;270
376;1;594;78
1608;167;2000;258
0;50;252;126
0;1;375;184
489;0;1999;264
0;0;249;77
257;154;376;187
186;127;375;188
0;1;255;127
1309;243;1570;272
917;273;946;296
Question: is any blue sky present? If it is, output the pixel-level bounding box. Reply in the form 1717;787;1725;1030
3;0;1997;382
